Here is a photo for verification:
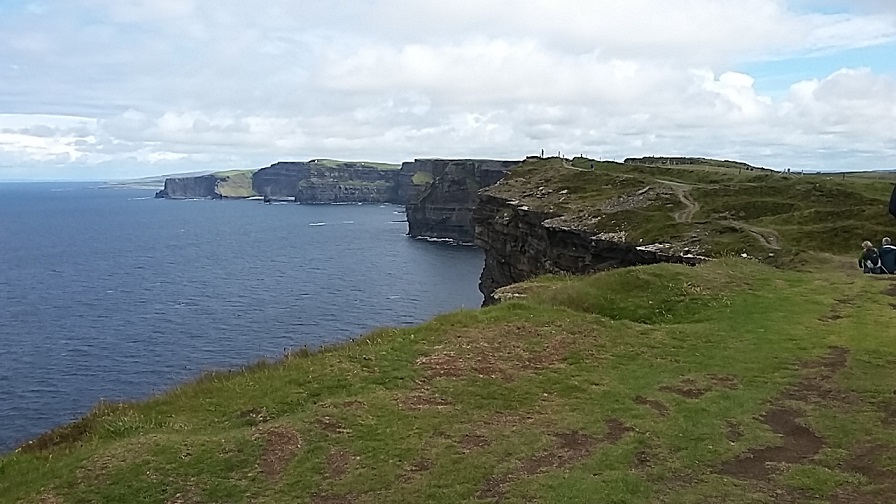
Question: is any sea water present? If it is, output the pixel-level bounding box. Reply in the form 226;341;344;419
0;183;484;451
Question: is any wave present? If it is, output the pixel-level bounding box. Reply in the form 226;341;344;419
414;236;475;246
309;222;326;226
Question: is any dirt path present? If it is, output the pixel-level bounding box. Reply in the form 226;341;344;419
722;220;782;250
656;179;700;223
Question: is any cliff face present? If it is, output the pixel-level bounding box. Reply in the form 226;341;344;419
252;162;399;203
404;159;519;242
154;175;221;199
473;182;705;305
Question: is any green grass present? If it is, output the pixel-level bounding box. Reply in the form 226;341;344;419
489;157;895;264
309;159;400;170
213;170;257;198
3;259;896;503
412;171;434;185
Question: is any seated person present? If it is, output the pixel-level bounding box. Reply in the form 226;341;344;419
859;241;882;274
880;237;896;274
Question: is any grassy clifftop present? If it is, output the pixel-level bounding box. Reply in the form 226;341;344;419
3;260;896;503
212;170;257;198
486;157;894;267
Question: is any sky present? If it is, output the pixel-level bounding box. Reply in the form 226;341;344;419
1;0;895;180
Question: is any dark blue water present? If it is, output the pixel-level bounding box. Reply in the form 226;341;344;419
0;183;484;451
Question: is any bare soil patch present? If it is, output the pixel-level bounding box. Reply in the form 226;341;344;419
256;425;302;481
315;416;351;436
458;433;492;453
883;284;896;297
477;419;631;501
660;374;742;400
398;388;453;411
399;458;434;483
237;407;271;426
632;450;655;471
707;374;741;390
325;448;359;479
720;347;849;482
725;420;744;443
634;395;670;416
820;295;855;323
841;444;896;484
784;347;857;405
660;378;709;399
878;398;896;425
415;352;466;378
414;323;579;383
832;444;896;503
801;347;849;373
719;408;824;480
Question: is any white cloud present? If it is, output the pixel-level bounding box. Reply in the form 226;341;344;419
0;0;895;179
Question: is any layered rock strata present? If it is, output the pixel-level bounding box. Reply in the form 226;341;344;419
473;193;705;305
154;175;221;199
252;162;399;203
404;159;519;242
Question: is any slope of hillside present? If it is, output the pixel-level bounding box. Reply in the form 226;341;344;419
2;260;895;503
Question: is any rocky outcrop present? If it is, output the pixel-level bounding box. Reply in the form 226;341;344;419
404;159;519;242
154;175;221;199
473;193;705;305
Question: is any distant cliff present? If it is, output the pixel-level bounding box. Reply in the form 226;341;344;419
155;160;400;202
252;161;399;203
623;156;769;172
153;159;518;220
403;159;520;242
154;174;223;199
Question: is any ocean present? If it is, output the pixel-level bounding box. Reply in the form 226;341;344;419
0;183;484;451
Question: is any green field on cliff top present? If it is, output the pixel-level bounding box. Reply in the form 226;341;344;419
3;158;896;504
486;157;895;269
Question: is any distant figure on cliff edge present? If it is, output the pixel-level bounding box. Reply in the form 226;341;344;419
858;241;882;274
880;237;896;274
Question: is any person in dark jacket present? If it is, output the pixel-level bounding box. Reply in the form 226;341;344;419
880;237;896;274
890;185;896;219
859;241;882;274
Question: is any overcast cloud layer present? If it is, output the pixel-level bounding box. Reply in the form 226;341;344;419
1;0;895;180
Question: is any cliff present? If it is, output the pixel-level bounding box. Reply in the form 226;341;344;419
404;159;520;242
474;192;705;304
154;170;255;199
252;160;399;203
155;160;401;203
471;156;895;303
154;174;222;199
